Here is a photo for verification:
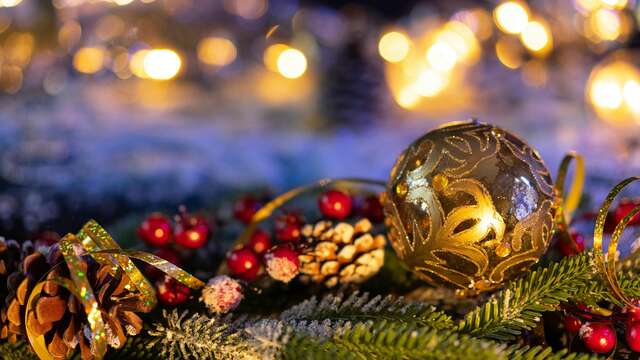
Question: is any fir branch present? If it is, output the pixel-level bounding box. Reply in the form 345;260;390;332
147;309;254;360
458;253;594;341
507;345;600;360
0;341;38;360
280;292;454;330
282;320;510;360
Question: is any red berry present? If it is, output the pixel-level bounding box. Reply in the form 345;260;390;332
265;245;300;283
564;314;582;333
138;213;173;247
234;196;261;224
275;213;304;242
360;195;384;223
581;322;616;354
627;306;640;323
247;229;272;255
174;214;209;249
156;276;190;306
227;248;260;281
626;321;640;352
557;231;585;257
615;199;640;227
318;190;352;220
146;248;181;280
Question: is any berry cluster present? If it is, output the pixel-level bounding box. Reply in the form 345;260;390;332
226;189;383;284
563;303;640;354
136;208;212;306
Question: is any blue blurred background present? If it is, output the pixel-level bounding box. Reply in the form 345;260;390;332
0;0;639;238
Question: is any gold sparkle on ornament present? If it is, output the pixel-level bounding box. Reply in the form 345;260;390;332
432;174;449;192
395;182;408;197
495;242;512;257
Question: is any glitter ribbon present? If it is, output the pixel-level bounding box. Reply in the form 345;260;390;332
593;177;640;307
26;220;205;360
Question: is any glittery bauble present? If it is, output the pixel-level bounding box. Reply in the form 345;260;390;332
383;121;556;292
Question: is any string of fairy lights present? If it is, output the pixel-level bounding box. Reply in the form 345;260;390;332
0;0;638;125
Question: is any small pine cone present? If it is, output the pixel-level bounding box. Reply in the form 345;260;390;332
298;218;385;288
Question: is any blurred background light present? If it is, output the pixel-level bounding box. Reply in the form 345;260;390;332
587;54;640;126
494;1;530;34
73;47;106;74
276;48;307;79
142;49;182;80
520;20;553;56
378;31;411;63
198;37;237;67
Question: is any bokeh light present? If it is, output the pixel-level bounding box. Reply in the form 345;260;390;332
263;43;289;72
589;8;623;41
494;1;530;34
426;42;458;71
142;49;182;80
198;37;237;67
73;47;106;74
520;20;553;56
276;48;307;79
587;55;640;125
0;0;22;7
223;0;268;20
378;31;411;63
495;37;523;69
416;68;448;97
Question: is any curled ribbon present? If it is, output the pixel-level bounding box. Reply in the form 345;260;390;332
593;177;640;307
218;178;386;274
26;220;205;360
554;151;585;227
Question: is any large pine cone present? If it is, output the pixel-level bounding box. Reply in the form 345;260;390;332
2;245;144;359
298;218;386;288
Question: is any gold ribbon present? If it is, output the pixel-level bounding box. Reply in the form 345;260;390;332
554;151;585;227
593;177;640;307
26;220;205;360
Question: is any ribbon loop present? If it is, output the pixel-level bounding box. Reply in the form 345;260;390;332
555;152;585;226
593;176;640;306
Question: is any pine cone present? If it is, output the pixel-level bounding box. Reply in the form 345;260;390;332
2;245;145;359
298;219;386;288
0;238;35;343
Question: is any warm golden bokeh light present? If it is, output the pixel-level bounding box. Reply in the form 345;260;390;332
395;85;421;109
0;64;23;93
495;38;523;69
520;20;553;56
73;47;106;74
142;49;182;80
130;49;150;78
590;8;622;41
494;1;530;34
58;21;82;50
197;37;237;67
600;0;628;9
378;31;411;63
263;43;289;72
426;42;458;71
4;32;35;67
416;68;448;97
452;8;493;41
276;48;307;79
0;0;22;7
587;56;640;125
223;0;267;19
436;21;481;65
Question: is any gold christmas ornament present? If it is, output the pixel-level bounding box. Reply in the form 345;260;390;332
383;120;557;292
